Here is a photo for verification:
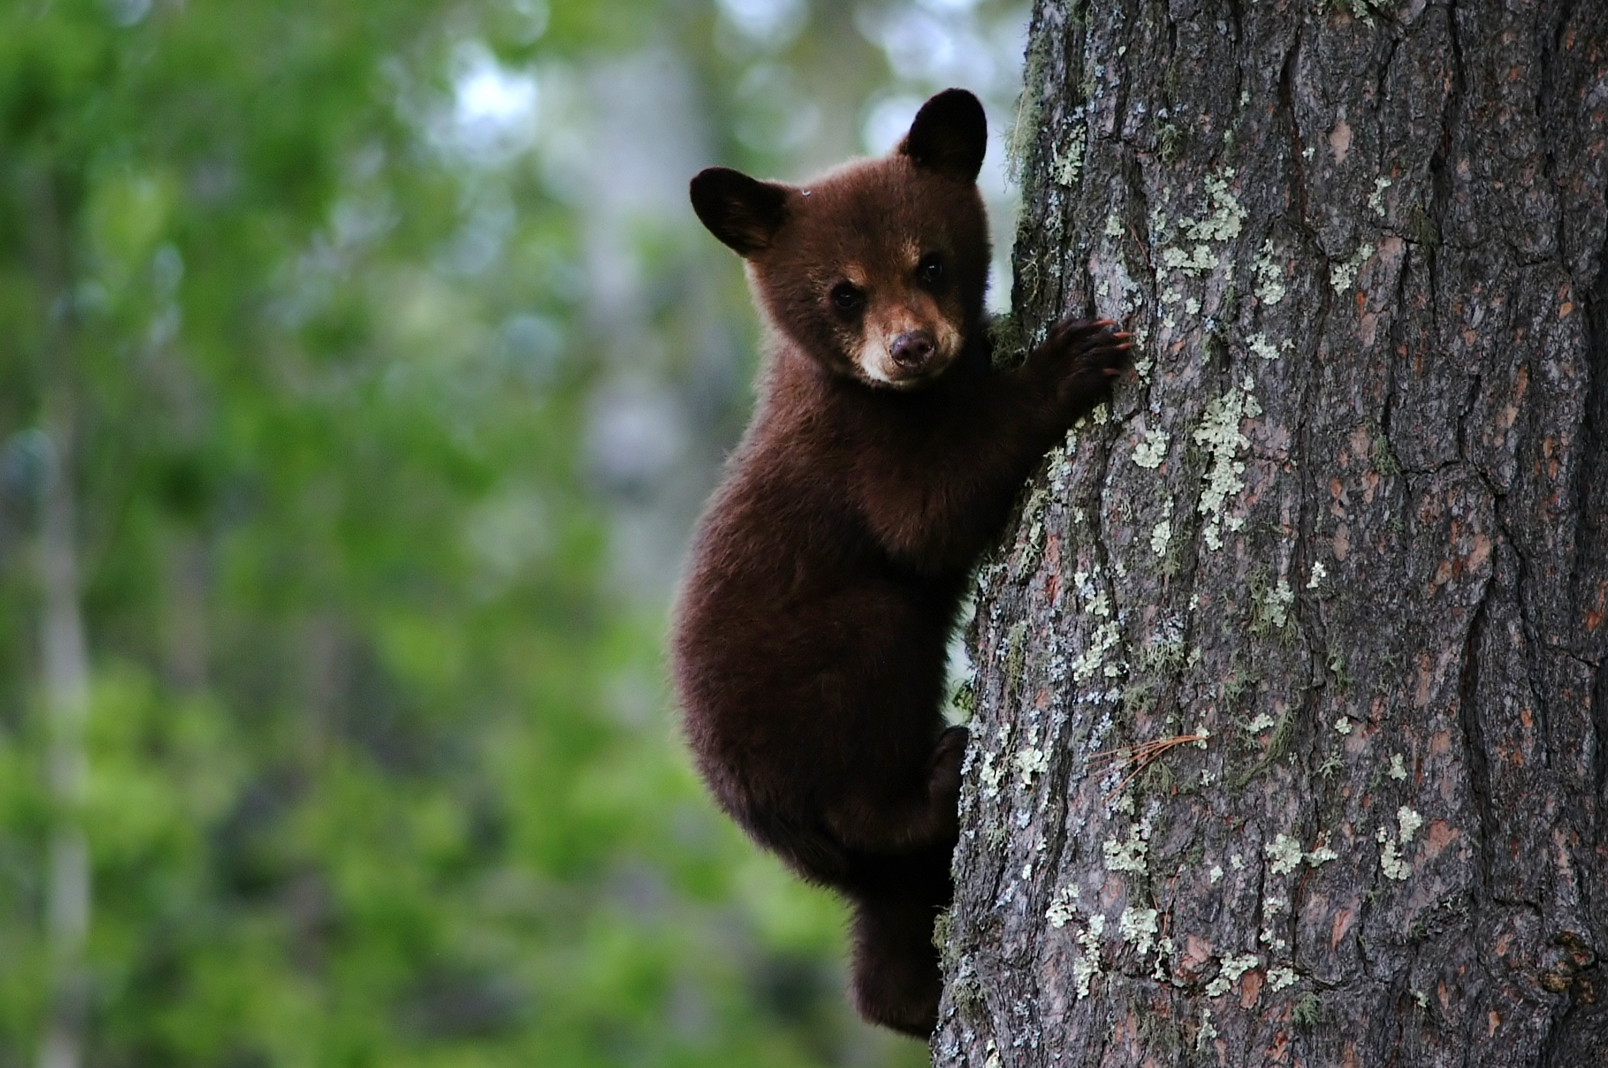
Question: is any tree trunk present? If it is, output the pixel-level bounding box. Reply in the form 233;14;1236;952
37;406;89;1068
937;2;1608;1065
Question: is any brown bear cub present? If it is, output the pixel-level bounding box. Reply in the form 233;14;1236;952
671;89;1130;1037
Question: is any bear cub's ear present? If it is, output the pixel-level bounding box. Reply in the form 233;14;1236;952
690;167;790;256
898;88;987;184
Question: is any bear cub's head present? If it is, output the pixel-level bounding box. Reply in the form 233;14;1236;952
691;89;991;390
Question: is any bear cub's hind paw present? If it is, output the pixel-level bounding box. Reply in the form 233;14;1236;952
929;724;969;800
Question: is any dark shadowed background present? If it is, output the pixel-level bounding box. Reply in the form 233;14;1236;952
0;0;1026;1064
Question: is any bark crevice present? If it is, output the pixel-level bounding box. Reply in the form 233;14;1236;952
1580;229;1608;795
1456;568;1497;896
1277;34;1309;236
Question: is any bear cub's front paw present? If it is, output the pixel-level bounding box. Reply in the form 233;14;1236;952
1032;318;1133;405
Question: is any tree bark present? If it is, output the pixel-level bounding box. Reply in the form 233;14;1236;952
937;2;1608;1065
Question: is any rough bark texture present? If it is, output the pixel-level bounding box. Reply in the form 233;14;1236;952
937;1;1608;1065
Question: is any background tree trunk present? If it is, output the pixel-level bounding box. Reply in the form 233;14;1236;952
937;1;1608;1064
26;171;90;1068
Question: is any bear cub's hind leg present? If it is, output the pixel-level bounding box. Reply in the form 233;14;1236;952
845;725;968;1039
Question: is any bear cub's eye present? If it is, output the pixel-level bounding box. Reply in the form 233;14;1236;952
831;282;865;314
917;254;944;287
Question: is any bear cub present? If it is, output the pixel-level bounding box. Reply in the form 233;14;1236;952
671;89;1130;1037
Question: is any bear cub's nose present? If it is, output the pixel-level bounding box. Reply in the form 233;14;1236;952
890;331;935;368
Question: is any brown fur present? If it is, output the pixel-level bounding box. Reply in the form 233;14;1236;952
672;90;1130;1037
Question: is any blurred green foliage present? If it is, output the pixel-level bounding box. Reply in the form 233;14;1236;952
0;0;1025;1064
